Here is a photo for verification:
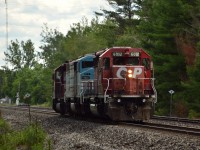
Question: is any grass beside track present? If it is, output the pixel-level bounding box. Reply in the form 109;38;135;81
0;109;52;150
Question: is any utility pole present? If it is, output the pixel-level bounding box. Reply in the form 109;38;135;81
5;0;8;50
4;0;9;68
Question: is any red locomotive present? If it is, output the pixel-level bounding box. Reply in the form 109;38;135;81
52;47;157;121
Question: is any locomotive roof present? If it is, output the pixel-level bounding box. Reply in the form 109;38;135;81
65;54;94;65
98;47;151;58
54;47;151;71
54;63;66;72
76;54;95;61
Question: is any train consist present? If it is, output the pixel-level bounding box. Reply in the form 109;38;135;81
52;47;157;121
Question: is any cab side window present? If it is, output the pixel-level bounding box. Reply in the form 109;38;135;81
103;57;110;70
127;57;139;65
142;58;150;70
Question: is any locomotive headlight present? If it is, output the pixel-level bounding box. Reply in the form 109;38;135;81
128;73;133;78
128;69;132;74
128;69;133;78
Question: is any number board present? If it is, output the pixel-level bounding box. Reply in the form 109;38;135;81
130;52;140;57
112;52;123;57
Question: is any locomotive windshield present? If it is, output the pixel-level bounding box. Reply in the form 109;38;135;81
113;57;139;65
82;61;94;68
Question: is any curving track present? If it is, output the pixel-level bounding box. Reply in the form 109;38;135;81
120;121;200;136
152;115;200;124
1;105;200;136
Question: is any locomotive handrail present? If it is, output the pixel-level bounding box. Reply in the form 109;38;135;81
103;78;126;103
137;78;155;80
79;87;85;104
80;80;92;103
80;79;96;103
80;67;94;75
79;67;95;103
79;77;157;103
102;77;157;103
151;78;157;103
137;77;157;103
103;78;109;103
81;80;94;83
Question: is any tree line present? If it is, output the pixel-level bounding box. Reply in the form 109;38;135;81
0;0;199;118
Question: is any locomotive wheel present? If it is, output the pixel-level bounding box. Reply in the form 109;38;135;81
75;103;82;114
52;99;56;110
53;99;59;113
66;100;71;114
97;99;106;117
60;101;67;115
83;100;90;115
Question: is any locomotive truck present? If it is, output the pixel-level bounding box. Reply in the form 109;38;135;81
52;47;157;121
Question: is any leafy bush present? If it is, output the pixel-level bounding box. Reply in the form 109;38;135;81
0;118;51;150
188;110;200;119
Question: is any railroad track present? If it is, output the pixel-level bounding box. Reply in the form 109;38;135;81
1;105;200;136
0;105;57;116
152;115;200;124
118;120;200;136
131;122;200;136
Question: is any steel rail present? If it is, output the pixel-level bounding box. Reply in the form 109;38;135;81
120;121;200;136
152;115;200;124
0;105;57;116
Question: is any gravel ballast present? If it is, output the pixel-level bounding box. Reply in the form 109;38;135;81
1;108;200;150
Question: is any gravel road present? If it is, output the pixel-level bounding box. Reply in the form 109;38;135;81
1;108;200;150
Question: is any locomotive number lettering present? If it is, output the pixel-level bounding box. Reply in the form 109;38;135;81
116;67;142;79
133;68;142;78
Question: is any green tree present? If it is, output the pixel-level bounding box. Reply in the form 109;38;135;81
40;18;108;69
138;0;200;116
4;39;36;70
0;68;16;102
2;39;51;104
97;0;142;32
4;40;22;70
40;24;66;69
21;40;36;68
11;64;51;104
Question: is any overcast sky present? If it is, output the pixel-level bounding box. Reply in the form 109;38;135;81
0;0;110;68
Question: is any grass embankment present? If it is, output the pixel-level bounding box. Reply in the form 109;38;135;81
0;110;51;150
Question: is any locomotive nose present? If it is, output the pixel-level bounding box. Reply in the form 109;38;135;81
112;66;145;95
